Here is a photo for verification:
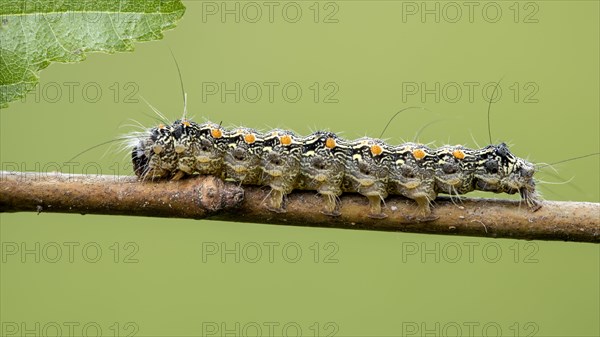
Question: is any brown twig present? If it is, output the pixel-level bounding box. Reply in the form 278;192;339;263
1;171;598;243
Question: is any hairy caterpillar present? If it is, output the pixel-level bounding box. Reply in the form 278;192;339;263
122;54;569;221
130;117;541;220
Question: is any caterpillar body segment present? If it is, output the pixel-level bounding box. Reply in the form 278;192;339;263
131;120;543;219
260;129;303;212
342;138;394;219
170;119;202;180
169;120;224;180
222;127;264;185
388;143;438;220
180;121;227;179
297;131;350;216
433;145;479;196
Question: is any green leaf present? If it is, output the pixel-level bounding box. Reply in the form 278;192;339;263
0;0;186;108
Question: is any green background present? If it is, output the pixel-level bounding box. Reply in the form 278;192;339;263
1;1;599;336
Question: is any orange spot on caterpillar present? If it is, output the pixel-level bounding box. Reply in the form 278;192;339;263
412;149;426;160
244;133;256;144
158;123;165;129
453;149;465;159
280;135;292;145
211;129;222;138
325;137;336;149
182;120;191;127
370;144;383;156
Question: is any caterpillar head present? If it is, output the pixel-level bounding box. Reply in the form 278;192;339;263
475;143;540;210
502;150;540;210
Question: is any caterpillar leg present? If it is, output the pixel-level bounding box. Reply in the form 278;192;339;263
528;199;542;212
521;188;542;212
528;201;542;212
389;179;438;222
367;195;387;219
400;193;438;222
265;189;287;213
171;170;187;181
320;193;341;216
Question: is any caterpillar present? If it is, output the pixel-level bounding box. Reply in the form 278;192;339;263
123;53;549;220
130;117;541;220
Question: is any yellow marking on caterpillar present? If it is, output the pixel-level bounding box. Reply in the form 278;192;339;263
244;133;256;144
280;135;292;145
325;137;336;149
453;149;465;160
370;144;383;156
413;149;426;160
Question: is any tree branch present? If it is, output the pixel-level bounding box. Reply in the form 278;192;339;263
1;171;598;243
